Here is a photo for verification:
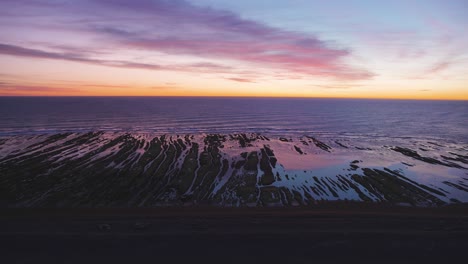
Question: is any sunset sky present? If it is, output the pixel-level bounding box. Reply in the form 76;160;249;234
0;0;467;99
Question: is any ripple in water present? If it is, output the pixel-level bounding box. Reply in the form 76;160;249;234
0;97;466;142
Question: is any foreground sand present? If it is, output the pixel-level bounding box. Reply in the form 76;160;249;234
1;205;468;263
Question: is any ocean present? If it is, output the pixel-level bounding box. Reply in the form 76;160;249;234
1;96;467;206
0;97;467;142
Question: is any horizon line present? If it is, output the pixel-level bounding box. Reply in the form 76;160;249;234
0;95;466;101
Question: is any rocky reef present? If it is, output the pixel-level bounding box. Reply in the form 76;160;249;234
0;132;467;207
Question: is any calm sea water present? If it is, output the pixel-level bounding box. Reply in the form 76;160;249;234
0;97;466;142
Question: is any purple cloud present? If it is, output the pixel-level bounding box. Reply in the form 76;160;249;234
226;77;256;83
0;0;373;80
0;43;234;74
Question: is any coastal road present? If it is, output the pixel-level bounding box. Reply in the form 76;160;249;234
1;205;467;263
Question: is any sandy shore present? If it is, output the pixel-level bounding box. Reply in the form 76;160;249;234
1;205;468;263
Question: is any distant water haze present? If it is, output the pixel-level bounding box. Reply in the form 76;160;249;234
0;97;466;142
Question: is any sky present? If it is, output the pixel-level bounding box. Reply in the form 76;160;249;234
0;0;467;99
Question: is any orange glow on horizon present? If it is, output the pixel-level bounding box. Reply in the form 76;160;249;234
1;84;466;100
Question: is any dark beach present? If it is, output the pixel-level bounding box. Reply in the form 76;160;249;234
1;132;467;207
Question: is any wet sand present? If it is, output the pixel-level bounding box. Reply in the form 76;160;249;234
1;205;468;263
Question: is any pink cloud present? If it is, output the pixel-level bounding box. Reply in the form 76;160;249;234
0;0;374;81
428;60;452;74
